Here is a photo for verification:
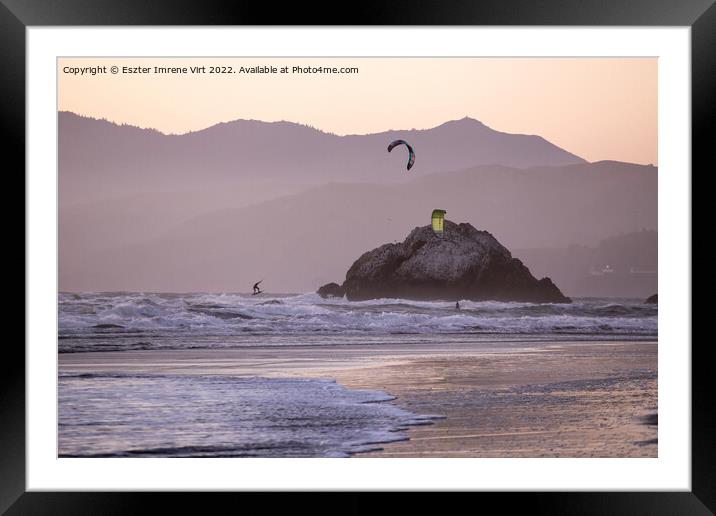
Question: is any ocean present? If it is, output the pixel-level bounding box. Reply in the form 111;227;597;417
58;292;657;457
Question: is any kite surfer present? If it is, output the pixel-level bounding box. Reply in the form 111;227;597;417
252;280;263;295
455;301;461;311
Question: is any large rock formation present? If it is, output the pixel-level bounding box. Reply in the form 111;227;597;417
645;294;658;304
318;220;570;303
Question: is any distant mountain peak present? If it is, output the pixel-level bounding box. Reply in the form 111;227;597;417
433;116;488;130
459;115;484;124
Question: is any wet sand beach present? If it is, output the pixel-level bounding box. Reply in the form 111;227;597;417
335;341;657;457
59;340;657;458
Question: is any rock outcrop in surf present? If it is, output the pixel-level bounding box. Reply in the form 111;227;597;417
317;220;570;303
317;282;345;299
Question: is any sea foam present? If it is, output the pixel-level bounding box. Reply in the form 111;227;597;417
60;292;657;338
59;373;440;458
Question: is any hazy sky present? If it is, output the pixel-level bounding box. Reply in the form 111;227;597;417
59;57;657;165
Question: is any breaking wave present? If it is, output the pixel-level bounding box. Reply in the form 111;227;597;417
58;292;657;352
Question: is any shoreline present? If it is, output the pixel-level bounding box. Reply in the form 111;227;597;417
59;340;657;458
333;342;657;457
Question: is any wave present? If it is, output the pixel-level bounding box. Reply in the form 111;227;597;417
58;292;657;345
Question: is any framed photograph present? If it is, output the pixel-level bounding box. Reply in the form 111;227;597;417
9;0;710;511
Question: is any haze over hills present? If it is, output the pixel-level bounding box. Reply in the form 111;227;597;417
516;230;657;298
58;111;656;295
59;162;657;294
59;111;585;208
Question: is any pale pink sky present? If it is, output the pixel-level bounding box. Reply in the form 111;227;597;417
59;57;657;165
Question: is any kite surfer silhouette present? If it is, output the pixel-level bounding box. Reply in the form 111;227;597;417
252;280;263;295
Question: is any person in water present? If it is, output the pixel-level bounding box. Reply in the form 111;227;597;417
455;301;461;311
253;280;263;295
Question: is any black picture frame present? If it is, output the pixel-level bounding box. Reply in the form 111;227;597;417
6;0;710;512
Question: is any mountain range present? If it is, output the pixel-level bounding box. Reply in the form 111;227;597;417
59;112;585;207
